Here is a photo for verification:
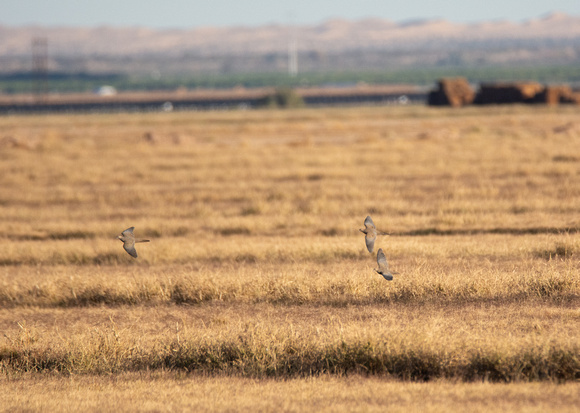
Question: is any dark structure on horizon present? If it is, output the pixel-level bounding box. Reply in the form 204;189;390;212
428;78;580;107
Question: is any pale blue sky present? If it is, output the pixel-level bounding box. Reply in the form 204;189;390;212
3;0;580;28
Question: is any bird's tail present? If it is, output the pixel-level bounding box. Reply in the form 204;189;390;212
135;239;150;243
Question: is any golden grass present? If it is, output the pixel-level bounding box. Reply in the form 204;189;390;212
1;232;578;308
1;105;580;407
1;300;579;380
2;373;580;413
2;106;580;237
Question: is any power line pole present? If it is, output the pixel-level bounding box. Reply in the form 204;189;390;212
288;37;298;77
32;37;48;103
286;12;298;78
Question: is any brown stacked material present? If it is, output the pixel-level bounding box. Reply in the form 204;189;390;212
474;82;544;104
567;93;580;104
427;78;475;107
534;85;580;104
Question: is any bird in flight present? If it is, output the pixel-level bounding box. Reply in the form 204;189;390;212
359;215;388;253
117;227;150;258
375;248;398;281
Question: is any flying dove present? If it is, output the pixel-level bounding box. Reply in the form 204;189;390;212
375;248;398;281
359;215;389;253
117;227;150;258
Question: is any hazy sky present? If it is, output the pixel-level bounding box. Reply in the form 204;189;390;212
3;0;580;28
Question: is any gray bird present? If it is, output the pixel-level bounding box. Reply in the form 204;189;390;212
359;215;389;253
117;227;150;258
375;248;398;281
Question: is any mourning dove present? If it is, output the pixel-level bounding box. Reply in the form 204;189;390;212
375;248;398;281
117;227;150;258
359;215;389;253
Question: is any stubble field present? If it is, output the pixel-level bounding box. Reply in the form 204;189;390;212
0;104;579;411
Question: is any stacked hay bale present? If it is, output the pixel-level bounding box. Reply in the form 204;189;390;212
428;79;580;106
533;85;580;105
473;82;544;104
427;77;475;107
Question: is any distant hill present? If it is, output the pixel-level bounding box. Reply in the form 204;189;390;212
0;12;579;77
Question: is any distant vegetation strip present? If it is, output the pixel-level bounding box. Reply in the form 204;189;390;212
1;332;578;382
0;274;577;308
1;64;579;94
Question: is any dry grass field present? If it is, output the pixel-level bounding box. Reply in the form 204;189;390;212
0;104;579;411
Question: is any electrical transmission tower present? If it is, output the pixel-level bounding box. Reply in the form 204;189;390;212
32;37;48;103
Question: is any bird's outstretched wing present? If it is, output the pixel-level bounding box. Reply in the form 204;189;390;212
121;227;135;238
363;216;375;230
380;272;393;281
376;248;388;269
123;241;138;258
376;248;394;281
